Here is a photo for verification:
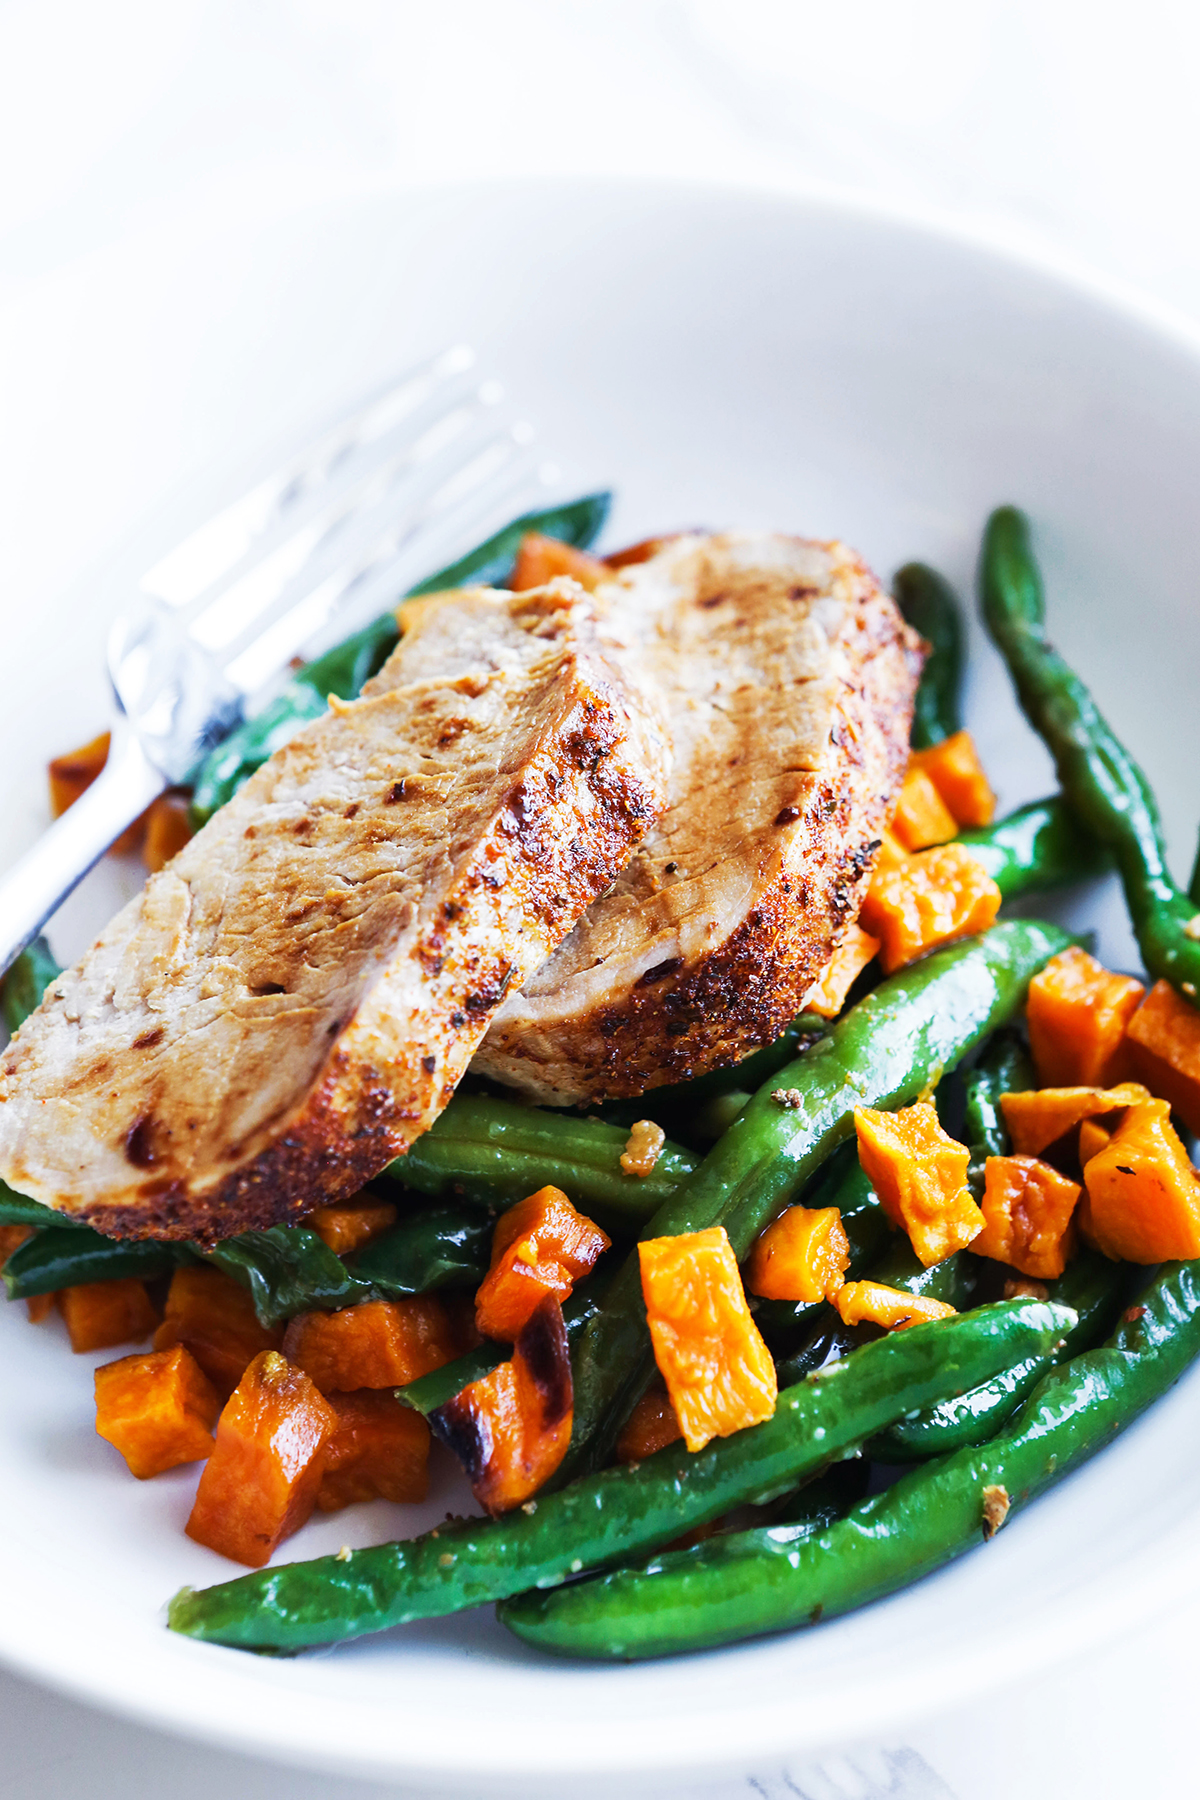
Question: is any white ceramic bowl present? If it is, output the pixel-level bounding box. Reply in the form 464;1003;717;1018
2;179;1200;1793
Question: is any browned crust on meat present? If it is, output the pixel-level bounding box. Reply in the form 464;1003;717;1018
475;545;923;1101
0;584;670;1242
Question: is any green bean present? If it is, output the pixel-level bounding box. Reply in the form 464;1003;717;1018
559;919;1074;1482
397;1284;605;1417
962;1026;1033;1196
3;1227;181;1297
0;934;61;1034
981;505;1200;1001
958;796;1109;898
348;1202;492;1299
0;1186;88;1230
167;1297;1072;1650
203;1227;372;1328
893;562;964;748
387;1094;698;1228
500;1262;1198;1659
189;493;611;822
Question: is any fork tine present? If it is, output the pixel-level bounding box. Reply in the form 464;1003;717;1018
221;425;546;694
140;345;476;609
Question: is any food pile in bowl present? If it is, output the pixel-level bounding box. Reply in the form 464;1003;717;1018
2;495;1199;1661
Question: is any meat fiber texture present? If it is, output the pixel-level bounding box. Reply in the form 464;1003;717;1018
474;533;924;1103
0;581;669;1241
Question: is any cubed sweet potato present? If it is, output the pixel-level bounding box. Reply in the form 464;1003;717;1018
142;790;195;873
890;767;959;852
0;1224;33;1267
94;1344;220;1478
510;533;610;593
973;1155;1082;1279
431;1294;572;1514
307;1197;397;1257
1026;947;1145;1088
908;731;996;829
315;1390;430;1511
1000;1082;1149;1158
474;1186;610;1342
1082;1098;1200;1262
804;924;881;1019
615;1382;683;1463
859;843;1001;974
833;1280;956;1330
1124;978;1200;1135
638;1226;777;1454
854;1101;983;1266
283;1296;457;1392
59;1278;158;1353
186;1351;335;1565
154;1264;281;1397
746;1205;849;1303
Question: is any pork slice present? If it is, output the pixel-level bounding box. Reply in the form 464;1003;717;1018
0;581;669;1240
474;532;924;1104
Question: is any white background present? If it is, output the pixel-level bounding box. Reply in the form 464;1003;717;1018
2;3;1199;1795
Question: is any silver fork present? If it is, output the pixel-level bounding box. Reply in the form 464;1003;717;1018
0;345;554;978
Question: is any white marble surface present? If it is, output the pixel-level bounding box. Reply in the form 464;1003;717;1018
2;3;1199;1793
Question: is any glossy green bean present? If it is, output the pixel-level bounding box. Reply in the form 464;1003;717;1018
893;562;964;748
958;796;1108;898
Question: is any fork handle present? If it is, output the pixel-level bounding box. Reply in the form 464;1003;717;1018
0;720;166;980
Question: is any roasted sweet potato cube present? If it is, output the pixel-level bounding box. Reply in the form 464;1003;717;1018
833;1280;956;1330
307;1197;397;1256
1124;978;1200;1135
1000;1082;1149;1158
142;790;195;873
154;1264;281;1396
855;1101;983;1266
804;924;881;1019
510;533;610;593
890;767;959;852
48;732;145;855
973;1155;1082;1279
0;1224;33;1267
1082;1098;1200;1262
746;1205;850;1303
474;1186;610;1341
186;1351;335;1566
1078;1117;1113;1166
1026;947;1145;1088
315;1390;430;1511
25;1293;55;1323
859;843;1001;974
638;1226;776;1454
283;1296;457;1393
908;731;996;829
431;1294;573;1515
615;1382;683;1463
59;1278;158;1353
94;1344;220;1478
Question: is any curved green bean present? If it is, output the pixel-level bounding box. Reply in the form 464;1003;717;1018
893;562;965;748
958;796;1109;898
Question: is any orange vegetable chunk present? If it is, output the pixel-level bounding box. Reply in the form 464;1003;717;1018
890;767;959;852
1124;978;1200;1135
510;532;610;593
1026;947;1145;1088
315;1391;430;1512
615;1382;683;1463
973;1156;1081;1279
859;843;1001;974
48;731;145;854
999;1083;1149;1157
432;1294;573;1514
25;1294;55;1323
1082;1098;1200;1262
638;1226;777;1454
872;828;911;871
0;1223;33;1266
746;1205;850;1303
154;1264;281;1397
186;1351;335;1566
59;1278;158;1353
474;1185;610;1342
307;1197;398;1256
94;1344;220;1478
283;1296;457;1393
833;1281;956;1330
142;790;195;872
855;1101;983;1266
804;924;881;1019
908;731;996;829
1078;1117;1113;1166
